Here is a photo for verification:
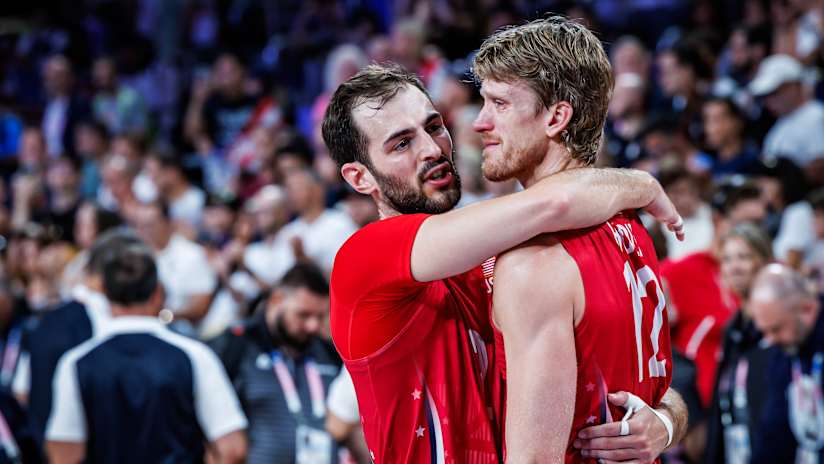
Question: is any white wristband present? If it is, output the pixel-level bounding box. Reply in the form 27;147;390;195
623;392;674;448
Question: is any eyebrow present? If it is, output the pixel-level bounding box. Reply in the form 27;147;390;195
382;112;442;148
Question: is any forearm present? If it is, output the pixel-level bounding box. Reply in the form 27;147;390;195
530;167;658;233
656;387;688;448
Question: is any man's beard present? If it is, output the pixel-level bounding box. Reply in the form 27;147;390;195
276;314;310;351
371;156;462;215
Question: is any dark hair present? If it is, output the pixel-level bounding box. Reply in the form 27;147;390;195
658;165;697;191
809;187;824;212
280;263;329;296
102;243;158;306
322;63;429;169
669;38;714;80
148;148;184;172
712;176;762;214
276;133;315;167
77;119;111;141
704;96;745;123
86;228;144;276
144;201;172;221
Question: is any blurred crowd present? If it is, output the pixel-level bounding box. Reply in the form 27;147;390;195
0;0;822;463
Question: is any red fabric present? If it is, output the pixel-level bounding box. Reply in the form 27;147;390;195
556;213;673;463
660;251;739;407
331;214;503;463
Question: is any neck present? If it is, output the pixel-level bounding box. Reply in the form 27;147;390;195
155;231;172;251
718;139;744;160
301;204;325;223
110;304;157;317
520;147;586;188
167;182;189;201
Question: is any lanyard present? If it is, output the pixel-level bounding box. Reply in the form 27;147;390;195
0;326;21;387
271;352;325;419
0;408;20;463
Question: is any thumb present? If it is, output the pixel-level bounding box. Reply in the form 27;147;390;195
608;391;630;408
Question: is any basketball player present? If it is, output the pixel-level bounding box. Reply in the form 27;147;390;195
476;18;685;462
322;64;684;463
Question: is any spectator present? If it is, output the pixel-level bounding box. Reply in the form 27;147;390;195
705;223;776;464
702;97;761;177
14;229;140;448
45;240;247;463
211;263;340;464
133;202;217;331
144;149;206;229
60;202;122;296
241;185;292;288
662;178;767;407
40;55;90;158
749;264;824;464
805;189;824;288
185;52;259;155
97;153;142;220
72;120;110;199
658;165;715;260
0;283;26;394
0;106;23;159
605;72;650;168
91;56;149;137
326;367;370;464
610;35;652;78
751;55;824;174
282;168;357;275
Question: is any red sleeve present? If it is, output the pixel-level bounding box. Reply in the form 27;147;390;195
330;214;430;359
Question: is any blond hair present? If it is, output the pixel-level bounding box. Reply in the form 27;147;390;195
473;16;613;165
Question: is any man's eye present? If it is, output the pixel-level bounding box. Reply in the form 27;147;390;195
394;138;410;151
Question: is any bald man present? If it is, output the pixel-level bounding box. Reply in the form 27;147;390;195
749;264;824;464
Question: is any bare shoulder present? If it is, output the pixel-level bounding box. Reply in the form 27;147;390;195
493;233;582;328
495;233;575;279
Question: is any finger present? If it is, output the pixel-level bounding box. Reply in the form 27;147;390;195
574;436;639;450
580;448;642;461
608;391;630;408
578;421;622;439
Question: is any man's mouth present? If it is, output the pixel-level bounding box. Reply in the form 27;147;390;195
421;162;454;187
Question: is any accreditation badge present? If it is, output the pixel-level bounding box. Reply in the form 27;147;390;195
296;424;333;464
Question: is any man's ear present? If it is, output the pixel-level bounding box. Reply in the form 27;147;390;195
341;162;378;195
545;101;574;139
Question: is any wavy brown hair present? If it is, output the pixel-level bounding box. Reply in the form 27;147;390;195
473;16;613;165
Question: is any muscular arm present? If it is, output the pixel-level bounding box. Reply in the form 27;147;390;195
413;167;681;282
493;238;582;462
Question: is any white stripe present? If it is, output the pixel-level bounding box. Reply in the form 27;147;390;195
425;389;446;464
685;315;715;359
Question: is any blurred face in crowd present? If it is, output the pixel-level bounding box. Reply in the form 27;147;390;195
248;188;289;236
285;170;324;215
752;294;817;354
202;203;235;242
657;51;694;97
728;28;751;72
474;79;551;182
728;198;768;226
611;40;649;77
721;236;767;298
74;203;98;250
19;129;47;171
269;287;329;347
213;54;245;97
351;84;461;215
703;101;743;151
111;136;143;161
133;204;171;249
102;156;135;202
75;124;107;159
609;74;646;120
43;55;72;97
46;157;79;193
92;57;117;92
665;177;701;218
764;82;803;116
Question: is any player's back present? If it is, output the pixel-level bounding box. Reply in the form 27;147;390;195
555;212;672;463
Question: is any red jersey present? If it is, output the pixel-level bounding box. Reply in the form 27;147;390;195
556;213;673;463
330;214;503;464
660;251;739;406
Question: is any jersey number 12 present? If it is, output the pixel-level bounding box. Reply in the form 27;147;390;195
623;262;667;382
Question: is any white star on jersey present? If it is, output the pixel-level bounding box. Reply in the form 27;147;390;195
416;426;425;438
412;388;421;400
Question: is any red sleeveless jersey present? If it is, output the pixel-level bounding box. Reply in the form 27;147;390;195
555;213;673;463
331;214;503;464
